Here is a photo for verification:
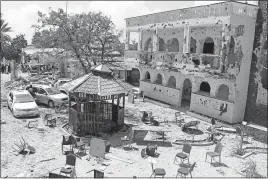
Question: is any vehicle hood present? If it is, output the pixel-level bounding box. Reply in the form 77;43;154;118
49;93;68;99
13;102;38;109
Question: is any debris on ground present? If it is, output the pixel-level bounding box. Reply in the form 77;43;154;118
12;137;36;155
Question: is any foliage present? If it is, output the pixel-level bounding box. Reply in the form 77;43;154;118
232;138;245;156
0;13;12;58
2;34;28;62
32;8;123;73
244;159;261;178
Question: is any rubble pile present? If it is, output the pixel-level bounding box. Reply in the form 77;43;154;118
4;78;29;91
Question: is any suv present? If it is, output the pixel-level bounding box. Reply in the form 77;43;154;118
25;84;69;108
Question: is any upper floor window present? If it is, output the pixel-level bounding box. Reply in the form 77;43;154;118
168;38;179;52
203;37;214;54
199;81;211;94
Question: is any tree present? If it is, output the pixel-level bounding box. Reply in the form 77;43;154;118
2;34;28;63
32;8;123;73
0;13;12;59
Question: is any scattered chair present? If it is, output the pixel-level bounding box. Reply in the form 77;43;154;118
150;162;166;178
62;135;74;154
175;112;185;126
205;142;223;164
176;162;196;178
121;129;135;150
174;144;192;164
236;126;249;142
60;154;77;177
71;136;86;154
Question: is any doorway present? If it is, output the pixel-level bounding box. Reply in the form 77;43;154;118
181;78;192;108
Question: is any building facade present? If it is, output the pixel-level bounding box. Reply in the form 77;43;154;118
124;1;259;124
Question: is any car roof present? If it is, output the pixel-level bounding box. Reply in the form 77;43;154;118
30;84;51;88
11;90;31;95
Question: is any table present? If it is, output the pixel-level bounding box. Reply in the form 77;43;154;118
133;125;171;146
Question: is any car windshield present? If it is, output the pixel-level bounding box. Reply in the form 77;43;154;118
45;87;61;95
14;94;34;103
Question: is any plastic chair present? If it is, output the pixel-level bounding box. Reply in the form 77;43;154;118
121;129;135;150
60;154;76;177
205;142;223;164
174;144;192;164
150;163;166;178
71;136;86;154
176;162;196;178
175;112;184;126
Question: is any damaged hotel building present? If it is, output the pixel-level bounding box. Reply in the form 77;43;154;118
124;1;261;125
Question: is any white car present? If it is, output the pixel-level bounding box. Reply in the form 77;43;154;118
25;84;69;108
54;78;72;89
7;90;39;118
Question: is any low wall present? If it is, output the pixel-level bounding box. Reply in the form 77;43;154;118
140;80;180;106
190;93;235;124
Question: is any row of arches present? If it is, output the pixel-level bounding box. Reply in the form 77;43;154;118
144;71;231;100
144;37;180;52
144;36;236;56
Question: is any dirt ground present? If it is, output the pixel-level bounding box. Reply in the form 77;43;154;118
1;73;267;178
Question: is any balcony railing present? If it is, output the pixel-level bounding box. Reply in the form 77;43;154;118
124;50;221;70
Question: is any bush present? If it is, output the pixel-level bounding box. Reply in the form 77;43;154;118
232;140;246;156
244;159;261;178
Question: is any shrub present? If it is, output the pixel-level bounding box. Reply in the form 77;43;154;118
244;159;260;178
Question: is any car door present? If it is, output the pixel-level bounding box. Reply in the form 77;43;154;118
38;88;49;104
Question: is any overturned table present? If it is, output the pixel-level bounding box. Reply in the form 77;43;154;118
132;125;171;146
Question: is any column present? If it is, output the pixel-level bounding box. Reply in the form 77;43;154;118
152;29;158;52
125;31;130;50
219;24;231;73
183;25;191;53
138;31;143;51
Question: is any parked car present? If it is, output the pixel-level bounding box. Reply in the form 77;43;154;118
126;87;141;97
25;84;69;108
7;90;39;117
54;78;72;89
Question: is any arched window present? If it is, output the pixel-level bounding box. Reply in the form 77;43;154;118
167;76;176;88
199;82;211;94
168;38;179;52
203;37;214;54
217;84;229;100
155;74;163;85
159;38;166;51
144;37;152;51
190;37;197;53
144;71;151;81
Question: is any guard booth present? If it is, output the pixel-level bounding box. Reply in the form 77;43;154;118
68;64;133;136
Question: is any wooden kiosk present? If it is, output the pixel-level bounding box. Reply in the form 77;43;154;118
68;64;132;136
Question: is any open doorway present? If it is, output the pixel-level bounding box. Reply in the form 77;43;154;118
127;68;140;87
203;37;214;54
181;78;192;108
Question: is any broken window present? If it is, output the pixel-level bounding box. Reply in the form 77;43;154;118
190;37;197;53
167;76;176;88
203;37;214;54
144;37;152;51
199;82;211;94
168;38;180;52
217;84;230;100
144;71;151;81
159;38;166;51
155;74;163;85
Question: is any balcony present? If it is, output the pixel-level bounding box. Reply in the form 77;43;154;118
125;50;221;70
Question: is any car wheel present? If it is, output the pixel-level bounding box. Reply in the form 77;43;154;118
48;100;55;108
